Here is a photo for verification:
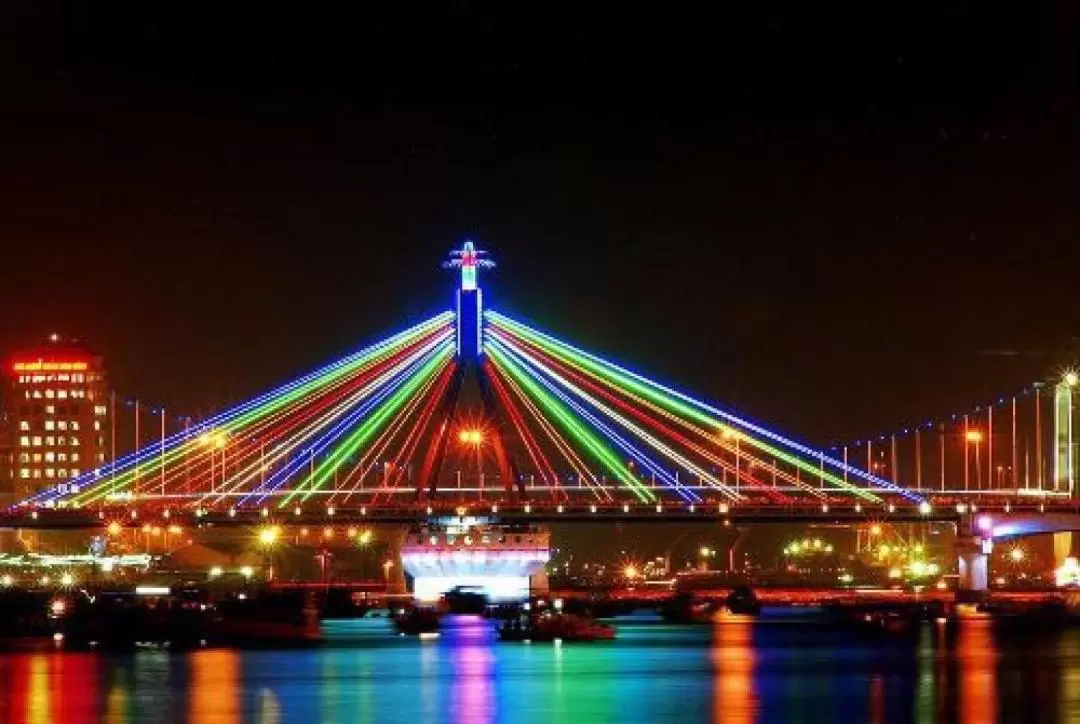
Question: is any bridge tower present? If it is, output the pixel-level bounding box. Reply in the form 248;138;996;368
445;240;493;361
398;244;549;602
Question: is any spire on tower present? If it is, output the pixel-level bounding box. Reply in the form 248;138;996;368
444;240;495;291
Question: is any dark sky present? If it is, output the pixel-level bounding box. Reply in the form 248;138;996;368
2;4;1079;447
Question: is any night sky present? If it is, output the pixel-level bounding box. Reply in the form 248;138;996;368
2;4;1079;450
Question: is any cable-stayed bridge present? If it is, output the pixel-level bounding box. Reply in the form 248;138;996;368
4;243;1077;532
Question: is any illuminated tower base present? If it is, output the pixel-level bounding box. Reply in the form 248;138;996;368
401;518;550;602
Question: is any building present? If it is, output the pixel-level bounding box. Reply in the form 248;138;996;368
1;340;110;506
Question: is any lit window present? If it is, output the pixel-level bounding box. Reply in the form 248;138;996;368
56;436;66;445
57;374;70;382
70;468;79;477
56;421;67;431
19;436;29;447
19;469;29;479
96;452;105;463
94;405;107;416
32;470;41;479
31;436;41;447
18;453;29;463
32;453;41;462
44;452;55;463
45;468;55;478
45;436;55;446
71;438;80;447
57;390;68;399
72;374;84;383
57;453;67;463
70;421;79;431
71;452;80;462
58;469;67;478
32;390;41;399
19;420;29;431
95;436;104;446
45;389;55;399
45;405;55;414
93;421;101;431
44;420;55;431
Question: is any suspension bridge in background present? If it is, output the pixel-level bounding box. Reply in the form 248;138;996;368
3;244;1079;593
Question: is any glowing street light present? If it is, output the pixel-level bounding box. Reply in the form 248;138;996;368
107;521;123;536
1009;547;1025;563
358;529;373;546
258;526;280;547
240;566;254;579
1065;370;1078;387
623;564;639;580
208;566;223;579
869;524;882;537
965;430;984;443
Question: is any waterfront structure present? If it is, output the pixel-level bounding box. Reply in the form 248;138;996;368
0;340;110;506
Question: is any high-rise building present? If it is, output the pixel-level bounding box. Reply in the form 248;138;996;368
0;340;110;505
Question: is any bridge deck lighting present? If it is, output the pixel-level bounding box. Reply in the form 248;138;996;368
240;566;254;579
358;530;373;545
208;566;223;578
918;502;932;515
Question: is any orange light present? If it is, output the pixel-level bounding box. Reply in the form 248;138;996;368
323;527;334;539
869;524;882;536
457;429;484;445
106;521;122;536
12;360;89;373
624;565;639;580
965;430;984;443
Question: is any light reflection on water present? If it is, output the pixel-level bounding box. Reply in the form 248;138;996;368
1;613;1080;723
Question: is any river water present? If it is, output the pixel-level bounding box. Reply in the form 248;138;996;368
2;612;1079;723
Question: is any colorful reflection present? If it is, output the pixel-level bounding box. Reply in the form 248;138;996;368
189;649;240;724
447;617;496;724
957;617;997;723
0;653;100;724
711;615;758;723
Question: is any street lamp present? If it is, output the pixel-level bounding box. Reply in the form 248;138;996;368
965;429;984;490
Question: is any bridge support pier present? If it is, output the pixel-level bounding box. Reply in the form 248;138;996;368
1054;532;1074;570
957;537;991;599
